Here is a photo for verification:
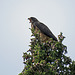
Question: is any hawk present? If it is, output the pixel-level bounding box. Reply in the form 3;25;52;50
28;17;57;42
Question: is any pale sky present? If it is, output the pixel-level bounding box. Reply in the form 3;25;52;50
0;0;75;75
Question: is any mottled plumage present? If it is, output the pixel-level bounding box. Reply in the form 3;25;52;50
28;17;57;42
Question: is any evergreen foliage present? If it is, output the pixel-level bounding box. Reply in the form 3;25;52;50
19;28;75;75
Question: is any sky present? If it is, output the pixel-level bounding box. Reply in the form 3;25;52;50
0;0;75;75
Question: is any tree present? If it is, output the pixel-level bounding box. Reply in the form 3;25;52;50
19;28;74;75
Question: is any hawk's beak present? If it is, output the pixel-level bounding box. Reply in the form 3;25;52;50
28;18;30;20
28;18;31;23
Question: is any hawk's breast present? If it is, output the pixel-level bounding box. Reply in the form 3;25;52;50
31;24;50;42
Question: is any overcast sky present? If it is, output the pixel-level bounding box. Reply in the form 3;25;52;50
0;0;75;75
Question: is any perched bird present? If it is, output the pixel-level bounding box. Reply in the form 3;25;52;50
28;17;57;42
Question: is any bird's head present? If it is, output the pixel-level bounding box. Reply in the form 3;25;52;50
28;17;38;23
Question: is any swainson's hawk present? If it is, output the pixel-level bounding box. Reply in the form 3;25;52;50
28;17;57;42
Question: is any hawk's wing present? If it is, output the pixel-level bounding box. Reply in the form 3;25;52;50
34;22;57;41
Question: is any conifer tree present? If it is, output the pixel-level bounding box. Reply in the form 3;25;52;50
19;28;75;75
